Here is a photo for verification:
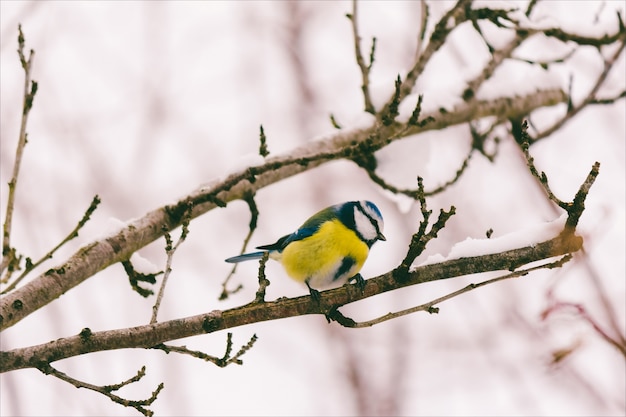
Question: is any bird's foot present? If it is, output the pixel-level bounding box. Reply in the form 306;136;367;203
349;273;366;293
306;281;321;305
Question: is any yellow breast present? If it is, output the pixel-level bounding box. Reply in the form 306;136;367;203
275;219;370;289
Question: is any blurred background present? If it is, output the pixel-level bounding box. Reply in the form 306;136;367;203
1;1;624;416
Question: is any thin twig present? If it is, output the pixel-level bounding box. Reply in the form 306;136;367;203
393;178;456;280
220;191;258;300
521;123;570;210
1;196;101;293
534;34;626;141
379;0;470;119
512;48;576;69
152;332;259;367
151;214;190;324
330;255;573;328
414;0;429;61
254;252;270;303
347;0;376;114
462;27;527;102
542;297;626;357
1;25;38;276
521;120;602;230
38;363;163;417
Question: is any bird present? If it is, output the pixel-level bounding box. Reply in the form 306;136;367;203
225;200;386;301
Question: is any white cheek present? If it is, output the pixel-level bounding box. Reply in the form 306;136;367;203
354;207;378;241
360;201;384;234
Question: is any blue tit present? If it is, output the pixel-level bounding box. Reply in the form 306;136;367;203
225;200;385;300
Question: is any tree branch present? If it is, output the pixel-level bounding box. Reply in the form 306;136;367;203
38;363;163;417
0;225;584;373
329;255;573;328
0;88;567;331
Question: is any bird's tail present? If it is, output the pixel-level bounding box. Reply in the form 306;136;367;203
224;251;266;263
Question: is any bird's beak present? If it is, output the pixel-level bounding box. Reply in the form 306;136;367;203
378;232;386;241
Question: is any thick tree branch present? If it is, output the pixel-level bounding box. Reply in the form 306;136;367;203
0;88;566;331
0;226;583;373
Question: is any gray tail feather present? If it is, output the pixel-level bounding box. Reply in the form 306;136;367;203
224;251;266;263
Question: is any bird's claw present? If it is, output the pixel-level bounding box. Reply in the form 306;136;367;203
349;273;366;293
306;281;321;305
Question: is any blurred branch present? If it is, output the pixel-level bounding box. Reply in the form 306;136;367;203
542;17;625;46
123;259;160;298
542;295;626;357
379;0;471;119
258;125;270;157
364;149;473;198
346;0;376;114
414;0;429;61
578;247;626;354
533;31;626;142
462;25;527;102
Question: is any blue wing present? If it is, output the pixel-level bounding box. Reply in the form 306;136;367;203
256;227;315;251
225;205;338;262
224;230;314;263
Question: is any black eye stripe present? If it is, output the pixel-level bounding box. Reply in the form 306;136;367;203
356;203;381;236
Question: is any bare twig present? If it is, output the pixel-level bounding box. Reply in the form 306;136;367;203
347;0;376;114
521;120;601;229
151;213;191;324
379;0;471;119
393;178;456;280
1;196;101;293
512;48;576;69
522;140;570;210
414;0;429;61
1;25;38;277
38;363;163;417
123;259;161;298
364;149;473;199
462;30;527;102
534;34;626;141
258;125;270;157
330;255;573;328
220;191;258;300
152;332;259;367
542;297;626;357
253;252;270;303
